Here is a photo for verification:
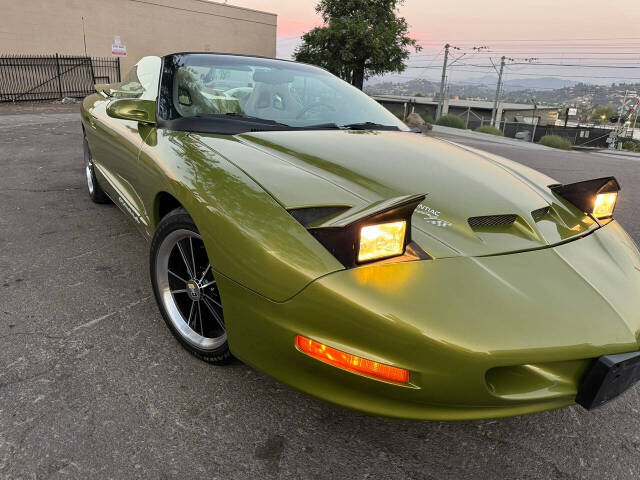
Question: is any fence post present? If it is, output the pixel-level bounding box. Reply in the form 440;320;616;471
88;57;96;84
55;53;63;98
117;57;121;82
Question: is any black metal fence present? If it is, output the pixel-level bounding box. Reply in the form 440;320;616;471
0;54;121;103
465;120;636;148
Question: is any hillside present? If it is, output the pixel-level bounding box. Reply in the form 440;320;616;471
365;78;640;109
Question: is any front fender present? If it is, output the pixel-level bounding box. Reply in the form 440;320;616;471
139;129;344;301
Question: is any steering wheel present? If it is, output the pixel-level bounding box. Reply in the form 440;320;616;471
296;102;336;120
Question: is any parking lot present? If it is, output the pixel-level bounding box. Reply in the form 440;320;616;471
1;104;639;480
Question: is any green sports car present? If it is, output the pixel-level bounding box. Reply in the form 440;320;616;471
81;52;640;420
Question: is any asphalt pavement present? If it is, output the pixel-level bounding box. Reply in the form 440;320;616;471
1;106;640;480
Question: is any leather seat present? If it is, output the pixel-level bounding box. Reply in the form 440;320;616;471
244;81;302;121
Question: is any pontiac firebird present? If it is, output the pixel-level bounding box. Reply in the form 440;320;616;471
80;53;640;420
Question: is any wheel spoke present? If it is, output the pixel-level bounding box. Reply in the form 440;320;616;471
201;279;216;289
197;301;204;336
189;237;197;279
176;241;194;278
187;301;195;327
168;269;188;284
171;289;188;294
199;264;211;283
203;293;222;308
202;297;225;331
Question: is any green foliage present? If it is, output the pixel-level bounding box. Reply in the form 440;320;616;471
622;141;638;152
293;0;421;89
475;125;504;136
589;105;617;123
422;114;435;124
435;114;466;129
539;135;572;150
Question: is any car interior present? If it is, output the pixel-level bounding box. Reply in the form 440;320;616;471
171;66;326;123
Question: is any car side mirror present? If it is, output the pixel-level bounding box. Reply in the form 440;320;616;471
106;98;156;124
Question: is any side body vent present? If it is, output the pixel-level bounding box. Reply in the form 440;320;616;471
468;214;517;228
288;206;351;227
531;206;550;221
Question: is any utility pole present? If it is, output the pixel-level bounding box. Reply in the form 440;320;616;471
615;90;628;134
491;56;506;127
436;44;450;121
530;99;538;142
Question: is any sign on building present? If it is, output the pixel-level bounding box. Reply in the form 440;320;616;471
111;36;127;57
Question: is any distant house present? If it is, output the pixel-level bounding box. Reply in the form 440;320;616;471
372;95;559;127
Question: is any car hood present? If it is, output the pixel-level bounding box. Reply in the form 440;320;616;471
196;129;599;258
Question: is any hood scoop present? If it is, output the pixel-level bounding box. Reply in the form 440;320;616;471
468;214;517;229
532;206;551;222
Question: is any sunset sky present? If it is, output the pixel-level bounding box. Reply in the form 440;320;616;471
227;0;640;86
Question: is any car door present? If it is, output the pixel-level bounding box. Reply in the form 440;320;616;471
91;57;161;233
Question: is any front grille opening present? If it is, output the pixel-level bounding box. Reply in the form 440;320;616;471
531;206;550;221
468;214;517;228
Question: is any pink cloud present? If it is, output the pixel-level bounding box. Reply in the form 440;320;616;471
277;16;323;37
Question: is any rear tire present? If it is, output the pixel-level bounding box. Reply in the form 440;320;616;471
83;132;110;204
150;208;232;364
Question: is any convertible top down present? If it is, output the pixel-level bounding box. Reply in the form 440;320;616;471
81;53;640;419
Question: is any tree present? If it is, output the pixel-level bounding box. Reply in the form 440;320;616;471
589;105;617;124
293;0;421;90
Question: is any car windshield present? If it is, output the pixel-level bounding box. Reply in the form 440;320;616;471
158;53;408;132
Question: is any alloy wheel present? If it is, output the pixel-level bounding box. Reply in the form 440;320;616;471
155;229;226;350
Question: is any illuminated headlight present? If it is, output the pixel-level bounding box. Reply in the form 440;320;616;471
592;192;617;219
550;177;620;223
358;221;407;263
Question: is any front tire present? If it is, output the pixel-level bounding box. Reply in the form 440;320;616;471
150;208;231;364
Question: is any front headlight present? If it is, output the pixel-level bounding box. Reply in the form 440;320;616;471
593;192;617;219
550;177;620;222
302;194;429;268
358;221;407;262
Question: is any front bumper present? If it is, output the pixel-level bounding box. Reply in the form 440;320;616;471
222;221;640;420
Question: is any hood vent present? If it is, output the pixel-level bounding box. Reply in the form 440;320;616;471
468;214;517;228
531;206;550;221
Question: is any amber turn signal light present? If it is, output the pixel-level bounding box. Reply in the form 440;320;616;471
295;335;410;384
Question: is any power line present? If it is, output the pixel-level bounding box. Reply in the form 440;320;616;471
502;70;640;80
409;61;640;69
414;36;640;42
510;62;640;69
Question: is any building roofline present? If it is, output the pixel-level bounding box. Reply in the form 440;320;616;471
371;94;559;111
197;0;277;18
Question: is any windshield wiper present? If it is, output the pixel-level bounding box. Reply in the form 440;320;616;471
189;113;291;127
224;116;341;130
340;122;400;131
303;122;341;130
